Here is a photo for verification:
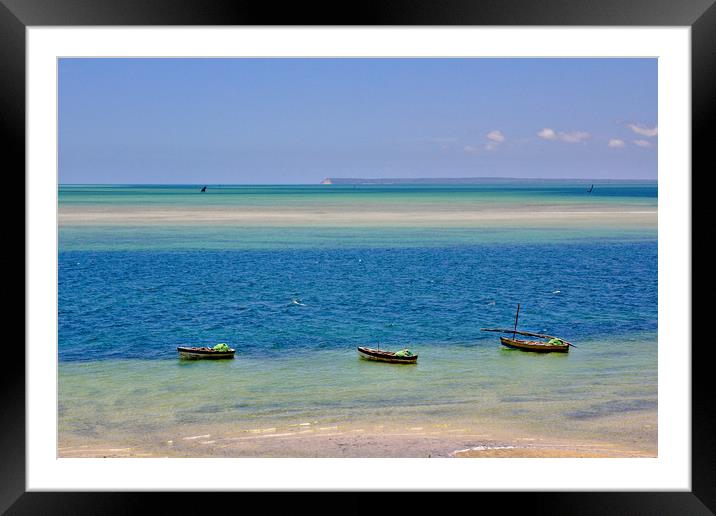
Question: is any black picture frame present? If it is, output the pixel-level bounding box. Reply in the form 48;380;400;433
5;0;710;513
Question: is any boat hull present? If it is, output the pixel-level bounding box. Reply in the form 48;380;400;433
357;346;418;364
500;337;569;353
177;347;235;359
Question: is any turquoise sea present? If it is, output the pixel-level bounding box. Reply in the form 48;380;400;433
58;183;658;456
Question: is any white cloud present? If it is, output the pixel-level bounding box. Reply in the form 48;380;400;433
537;128;557;140
628;124;658;137
465;130;507;153
486;130;505;143
483;129;506;151
608;138;626;148
633;139;652;147
539;128;590;143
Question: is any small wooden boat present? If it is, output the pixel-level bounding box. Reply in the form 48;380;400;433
357;346;418;364
499;336;569;353
482;303;574;354
177;346;235;359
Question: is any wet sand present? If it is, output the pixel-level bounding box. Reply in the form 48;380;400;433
59;432;654;459
58;414;657;459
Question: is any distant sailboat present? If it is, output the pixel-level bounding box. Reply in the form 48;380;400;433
200;185;207;192
587;184;594;193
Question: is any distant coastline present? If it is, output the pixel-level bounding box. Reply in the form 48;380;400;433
320;177;654;185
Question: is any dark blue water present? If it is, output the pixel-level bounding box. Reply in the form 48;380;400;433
59;241;657;362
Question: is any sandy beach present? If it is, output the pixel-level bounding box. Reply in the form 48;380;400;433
58;409;657;459
58;429;656;459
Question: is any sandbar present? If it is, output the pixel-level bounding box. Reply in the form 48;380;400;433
59;204;657;228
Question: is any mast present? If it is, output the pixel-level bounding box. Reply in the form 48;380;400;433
512;303;520;339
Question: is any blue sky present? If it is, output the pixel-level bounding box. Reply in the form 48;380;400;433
59;58;657;184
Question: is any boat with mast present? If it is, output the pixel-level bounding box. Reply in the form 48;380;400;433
482;303;575;353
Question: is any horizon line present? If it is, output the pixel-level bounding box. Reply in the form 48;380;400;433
59;177;658;186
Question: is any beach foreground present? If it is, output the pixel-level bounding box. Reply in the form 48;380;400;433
59;412;656;458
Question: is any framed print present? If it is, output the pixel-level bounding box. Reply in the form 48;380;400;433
5;0;711;512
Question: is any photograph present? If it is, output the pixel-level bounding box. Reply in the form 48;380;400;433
57;57;658;459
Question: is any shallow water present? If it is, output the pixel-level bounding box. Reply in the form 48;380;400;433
58;335;657;453
59;183;658;208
